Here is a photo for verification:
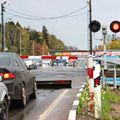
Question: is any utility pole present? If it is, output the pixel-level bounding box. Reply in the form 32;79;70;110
89;0;92;54
1;3;4;52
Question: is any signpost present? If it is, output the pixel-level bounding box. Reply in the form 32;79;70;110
93;62;101;118
89;20;120;118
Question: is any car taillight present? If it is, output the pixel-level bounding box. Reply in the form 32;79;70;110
0;73;15;79
4;73;15;79
54;81;67;84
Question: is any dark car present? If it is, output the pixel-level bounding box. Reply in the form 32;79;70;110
0;52;37;108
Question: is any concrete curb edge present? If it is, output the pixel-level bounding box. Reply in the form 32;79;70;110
68;83;87;120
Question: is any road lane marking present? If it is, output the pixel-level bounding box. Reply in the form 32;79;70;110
38;89;69;120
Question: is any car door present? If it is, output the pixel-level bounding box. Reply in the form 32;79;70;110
17;56;34;94
14;55;30;94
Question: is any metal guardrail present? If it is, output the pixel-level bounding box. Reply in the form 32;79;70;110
101;69;118;89
94;57;120;89
94;57;120;65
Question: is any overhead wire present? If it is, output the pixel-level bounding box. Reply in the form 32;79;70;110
65;12;87;17
6;8;47;18
5;5;88;20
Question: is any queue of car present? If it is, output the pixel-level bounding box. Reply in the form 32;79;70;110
23;59;37;69
0;53;76;120
0;52;37;120
23;58;43;69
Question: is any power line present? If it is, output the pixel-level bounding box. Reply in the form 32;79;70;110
65;12;87;17
5;11;87;20
6;8;46;18
5;5;88;20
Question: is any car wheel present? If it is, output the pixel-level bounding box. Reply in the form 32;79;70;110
0;99;8;120
19;84;26;108
30;82;37;99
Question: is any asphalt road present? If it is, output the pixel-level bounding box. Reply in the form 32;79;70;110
8;66;87;120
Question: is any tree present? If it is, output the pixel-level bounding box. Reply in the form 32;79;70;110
109;40;120;49
49;34;56;50
42;26;49;47
7;21;15;26
16;22;22;28
34;41;49;55
21;30;31;55
29;30;43;44
98;45;104;51
5;22;21;52
0;21;78;55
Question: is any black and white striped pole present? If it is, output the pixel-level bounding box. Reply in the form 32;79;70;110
93;61;101;118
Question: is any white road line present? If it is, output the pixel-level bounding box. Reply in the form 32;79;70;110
38;89;69;120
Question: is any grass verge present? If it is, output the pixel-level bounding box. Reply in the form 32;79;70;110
76;82;120;120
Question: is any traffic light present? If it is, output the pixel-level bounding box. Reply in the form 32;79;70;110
110;21;120;33
89;20;101;32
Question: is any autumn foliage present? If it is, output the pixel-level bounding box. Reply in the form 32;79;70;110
0;21;65;55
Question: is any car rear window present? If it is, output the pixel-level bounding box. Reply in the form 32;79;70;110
0;55;10;65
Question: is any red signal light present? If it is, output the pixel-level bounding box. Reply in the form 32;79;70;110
112;23;119;30
110;21;120;33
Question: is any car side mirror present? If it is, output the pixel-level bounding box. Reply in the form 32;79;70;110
28;65;35;70
0;76;3;82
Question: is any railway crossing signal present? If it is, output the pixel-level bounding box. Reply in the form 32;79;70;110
89;20;101;32
89;20;120;33
110;21;120;33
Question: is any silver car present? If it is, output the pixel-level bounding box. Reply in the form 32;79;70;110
0;76;10;120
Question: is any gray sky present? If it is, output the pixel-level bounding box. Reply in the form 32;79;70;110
1;0;120;50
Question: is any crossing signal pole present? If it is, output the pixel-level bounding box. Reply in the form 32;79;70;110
89;0;92;54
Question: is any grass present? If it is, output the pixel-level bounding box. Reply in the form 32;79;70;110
76;81;90;115
76;82;120;120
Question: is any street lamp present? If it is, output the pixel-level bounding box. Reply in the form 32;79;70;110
33;40;35;56
42;45;44;55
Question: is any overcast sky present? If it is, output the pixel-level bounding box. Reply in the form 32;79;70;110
1;0;120;50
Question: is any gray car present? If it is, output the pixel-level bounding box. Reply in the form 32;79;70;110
0;76;10;120
0;52;37;108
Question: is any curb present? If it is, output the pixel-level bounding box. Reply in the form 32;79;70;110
68;83;86;120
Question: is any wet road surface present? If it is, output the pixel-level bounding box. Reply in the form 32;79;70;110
8;66;87;120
